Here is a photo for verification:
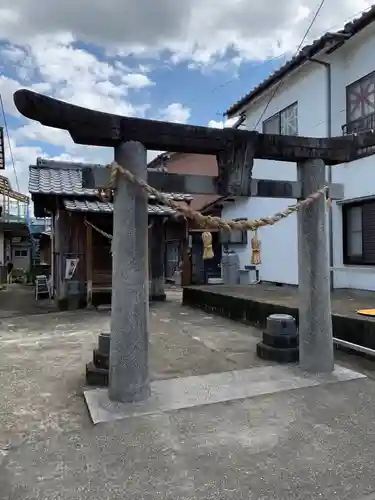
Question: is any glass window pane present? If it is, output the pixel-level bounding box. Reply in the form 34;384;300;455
348;82;363;121
263;114;279;134
280;103;298;135
348;230;362;256
348;206;362;232
346;206;363;257
348;73;375;121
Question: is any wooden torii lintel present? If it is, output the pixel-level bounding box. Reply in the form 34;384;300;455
14;89;373;199
13;89;375;164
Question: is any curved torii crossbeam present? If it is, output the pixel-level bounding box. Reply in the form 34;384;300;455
13;89;375;164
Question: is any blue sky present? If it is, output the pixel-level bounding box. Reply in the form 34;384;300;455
0;0;371;196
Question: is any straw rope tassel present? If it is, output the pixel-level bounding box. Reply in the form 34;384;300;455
202;231;214;260
251;229;261;265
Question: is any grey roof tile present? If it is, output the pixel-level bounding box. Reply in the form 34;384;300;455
63;198;176;216
29;166;95;196
29;162;193;201
63;199;113;213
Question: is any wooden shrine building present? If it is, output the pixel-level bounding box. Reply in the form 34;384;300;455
29;158;191;308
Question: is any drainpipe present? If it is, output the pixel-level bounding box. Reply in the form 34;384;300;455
308;57;334;290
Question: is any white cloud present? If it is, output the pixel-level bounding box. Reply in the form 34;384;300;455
1;45;25;62
0;75;28;116
0;32;162;196
0;0;371;64
121;73;154;88
3;138;43;195
0;0;373;202
208;117;238;129
0;35;153;121
160;103;191;123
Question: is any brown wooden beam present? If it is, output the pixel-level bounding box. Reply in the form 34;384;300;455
13;89;375;165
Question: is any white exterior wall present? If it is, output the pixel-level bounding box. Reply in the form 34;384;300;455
224;63;327;284
331;24;375;290
222;21;375;290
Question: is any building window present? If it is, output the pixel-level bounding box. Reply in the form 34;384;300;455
263;102;298;136
343;201;375;265
344;72;375;157
14;249;28;257
220;219;248;245
347;71;375;124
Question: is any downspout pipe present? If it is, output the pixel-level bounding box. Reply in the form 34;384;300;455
308;57;334;291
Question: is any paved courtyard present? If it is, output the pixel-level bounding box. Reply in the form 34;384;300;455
1;290;375;499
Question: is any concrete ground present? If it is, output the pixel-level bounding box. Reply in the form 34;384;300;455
0;283;57;319
1;290;375;499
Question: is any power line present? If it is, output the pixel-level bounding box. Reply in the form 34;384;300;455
253;0;327;130
212;3;371;120
0;92;20;192
210;3;372;120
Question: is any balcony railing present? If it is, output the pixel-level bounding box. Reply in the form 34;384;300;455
0;199;29;224
29;218;52;234
342;112;375;158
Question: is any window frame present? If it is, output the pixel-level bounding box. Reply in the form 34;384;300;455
220;218;248;245
343;200;375;266
346;70;375;124
14;249;28;258
262;102;298;136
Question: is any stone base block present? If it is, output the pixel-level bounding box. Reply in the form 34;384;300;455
150;293;166;302
93;349;109;370
256;342;299;363
84;364;365;424
98;332;110;355
86;361;109;387
262;331;299;349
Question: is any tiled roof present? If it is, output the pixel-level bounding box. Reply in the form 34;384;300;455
226;6;375;117
29;161;193;202
29;166;95;196
63;198;176;216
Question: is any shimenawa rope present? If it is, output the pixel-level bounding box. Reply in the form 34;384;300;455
101;161;330;232
84;219;153;241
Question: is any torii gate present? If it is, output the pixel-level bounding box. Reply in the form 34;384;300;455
14;89;375;405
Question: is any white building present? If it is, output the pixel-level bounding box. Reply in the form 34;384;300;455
223;6;375;291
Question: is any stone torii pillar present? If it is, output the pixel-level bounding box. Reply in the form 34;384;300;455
298;158;333;372
13;89;375;402
109;141;150;402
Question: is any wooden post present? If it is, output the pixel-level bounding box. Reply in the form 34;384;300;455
54;209;70;305
108;141;150;403
150;216;166;301
85;217;93;307
181;219;191;286
297;158;334;373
